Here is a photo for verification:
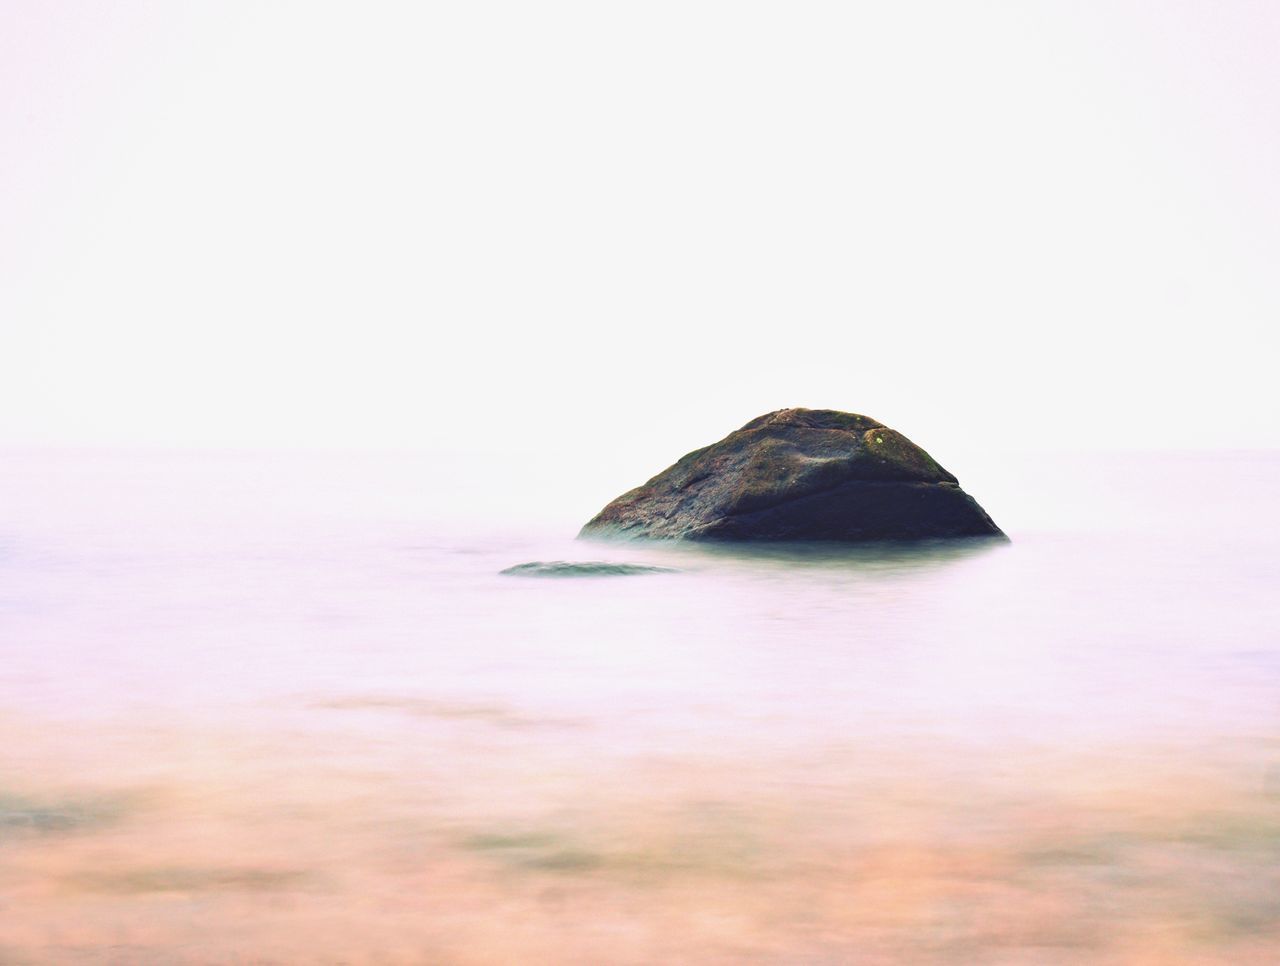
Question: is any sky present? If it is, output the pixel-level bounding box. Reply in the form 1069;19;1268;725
3;1;1278;474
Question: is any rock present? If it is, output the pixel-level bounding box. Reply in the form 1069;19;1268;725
500;561;677;577
579;408;1005;542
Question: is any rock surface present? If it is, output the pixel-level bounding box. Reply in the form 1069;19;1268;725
579;409;1005;542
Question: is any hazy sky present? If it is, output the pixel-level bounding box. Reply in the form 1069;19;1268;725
4;1;1278;467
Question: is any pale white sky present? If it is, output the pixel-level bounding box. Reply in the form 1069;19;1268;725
3;1;1278;469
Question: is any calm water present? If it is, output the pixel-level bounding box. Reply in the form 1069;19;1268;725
2;450;1279;963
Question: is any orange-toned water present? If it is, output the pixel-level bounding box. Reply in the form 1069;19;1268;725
2;451;1278;962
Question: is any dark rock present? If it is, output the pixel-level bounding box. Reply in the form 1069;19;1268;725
579;408;1004;542
500;561;677;577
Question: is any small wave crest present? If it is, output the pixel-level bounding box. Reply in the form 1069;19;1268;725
500;561;677;578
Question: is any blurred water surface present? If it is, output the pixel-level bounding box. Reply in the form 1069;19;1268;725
1;449;1278;963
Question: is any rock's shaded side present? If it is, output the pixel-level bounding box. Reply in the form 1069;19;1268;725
579;409;1005;542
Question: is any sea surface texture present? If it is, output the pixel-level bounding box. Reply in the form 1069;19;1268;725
2;450;1278;963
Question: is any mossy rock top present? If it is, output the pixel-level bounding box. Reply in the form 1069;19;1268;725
580;408;1004;542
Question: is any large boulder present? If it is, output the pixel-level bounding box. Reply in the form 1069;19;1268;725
580;409;1004;542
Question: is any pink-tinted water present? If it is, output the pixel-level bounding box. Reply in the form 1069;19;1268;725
2;450;1278;962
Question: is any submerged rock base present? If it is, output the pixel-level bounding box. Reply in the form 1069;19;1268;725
501;561;677;577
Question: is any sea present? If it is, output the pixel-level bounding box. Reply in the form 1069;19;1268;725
2;448;1278;963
